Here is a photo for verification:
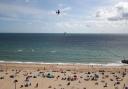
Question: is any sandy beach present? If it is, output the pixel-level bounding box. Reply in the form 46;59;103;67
0;63;128;89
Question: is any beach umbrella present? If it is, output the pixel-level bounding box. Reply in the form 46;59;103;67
14;79;18;83
14;79;18;89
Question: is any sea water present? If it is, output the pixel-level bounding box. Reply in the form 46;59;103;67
0;33;128;64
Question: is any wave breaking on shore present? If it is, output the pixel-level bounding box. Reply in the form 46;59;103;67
0;60;126;66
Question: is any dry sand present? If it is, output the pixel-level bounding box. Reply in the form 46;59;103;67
0;63;128;89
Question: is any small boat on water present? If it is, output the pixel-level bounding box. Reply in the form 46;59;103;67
121;60;128;64
121;56;128;64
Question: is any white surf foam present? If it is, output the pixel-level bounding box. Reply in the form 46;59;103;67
17;49;23;52
0;60;126;66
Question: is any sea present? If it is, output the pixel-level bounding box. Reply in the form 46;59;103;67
0;33;128;65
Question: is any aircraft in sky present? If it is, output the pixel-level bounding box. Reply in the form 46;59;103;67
56;10;60;15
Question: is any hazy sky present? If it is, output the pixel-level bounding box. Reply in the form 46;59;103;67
0;0;128;33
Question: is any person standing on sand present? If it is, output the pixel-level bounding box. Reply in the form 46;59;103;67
123;84;125;89
35;83;38;88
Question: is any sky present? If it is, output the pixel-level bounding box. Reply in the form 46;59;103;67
0;0;128;33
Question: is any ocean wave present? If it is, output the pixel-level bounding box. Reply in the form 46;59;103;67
0;60;126;66
31;49;35;52
50;50;56;53
17;49;23;52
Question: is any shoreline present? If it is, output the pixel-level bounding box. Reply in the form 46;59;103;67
0;60;125;66
0;61;128;71
0;61;128;89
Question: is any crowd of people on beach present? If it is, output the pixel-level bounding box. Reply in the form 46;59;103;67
0;65;128;89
